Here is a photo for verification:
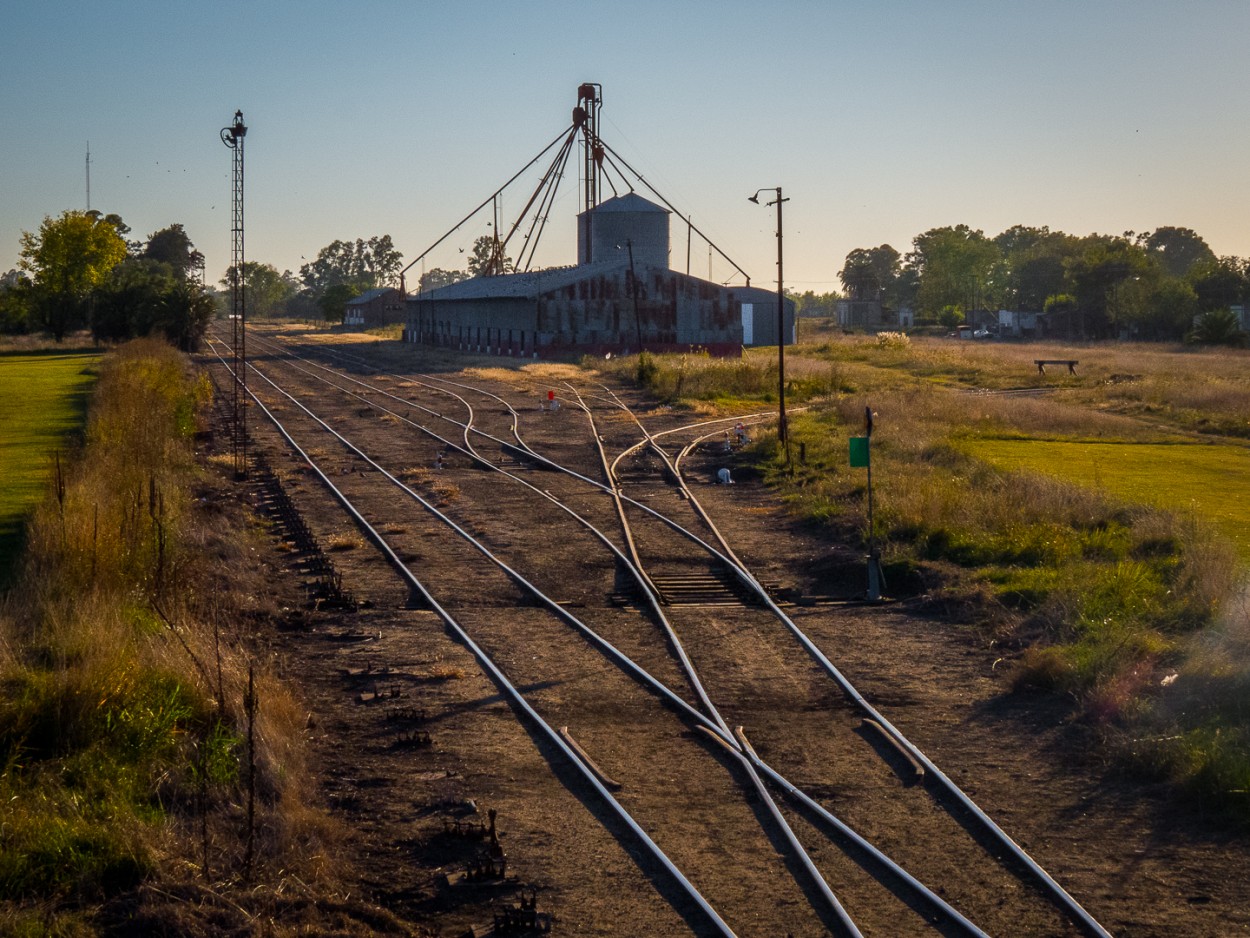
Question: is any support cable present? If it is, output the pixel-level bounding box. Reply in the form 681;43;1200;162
500;130;578;270
599;140;749;284
400;125;576;291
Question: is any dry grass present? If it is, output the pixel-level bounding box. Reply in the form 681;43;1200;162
326;533;365;552
423;663;466;682
399;466;432;485
730;332;1250;814
0;339;338;930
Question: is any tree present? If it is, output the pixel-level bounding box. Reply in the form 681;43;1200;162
906;226;1001;317
96;212;131;238
155;279;216;351
1043;293;1078;338
992;226;1077;312
466;235;514;277
142;223;204;281
1187;256;1247;312
299;236;403;297
19;210;128;340
1141;278;1199;340
937;305;964;329
1139;227;1215;279
789;290;841;318
220;262;297;317
1064;235;1155;338
318;282;362;323
93;259;177;342
839;245;899;301
0;270;32;334
92;255;215;349
418;267;470;293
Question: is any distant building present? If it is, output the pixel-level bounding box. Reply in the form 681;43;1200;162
834;298;916;331
404;193;793;358
964;308;997;330
835;298;885;330
344;288;405;327
998;309;1043;338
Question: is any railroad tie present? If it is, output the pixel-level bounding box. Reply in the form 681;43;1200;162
861;718;925;783
559;726;622;790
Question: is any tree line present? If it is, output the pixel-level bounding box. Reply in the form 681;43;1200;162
2;211;214;348
7;210;1245;346
838;225;1249;343
0;211;529;344
221;234;510;321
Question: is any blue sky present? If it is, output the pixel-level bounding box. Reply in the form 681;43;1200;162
3;1;1248;291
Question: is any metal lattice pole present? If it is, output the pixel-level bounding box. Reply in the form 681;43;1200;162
221;111;248;478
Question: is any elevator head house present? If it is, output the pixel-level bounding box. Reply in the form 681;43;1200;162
403;193;794;359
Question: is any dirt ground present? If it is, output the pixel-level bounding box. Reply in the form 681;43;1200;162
211;332;1249;937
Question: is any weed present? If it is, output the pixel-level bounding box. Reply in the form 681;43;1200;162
425;664;466;681
876;331;911;349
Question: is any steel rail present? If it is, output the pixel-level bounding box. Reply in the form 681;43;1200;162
221;336;991;936
435;362;1107;938
493;372;1108;938
236;338;865;935
233;337;720;716
212;335;995;935
206;340;741;938
246;332;523;453
619;396;1116;938
557;383;868;936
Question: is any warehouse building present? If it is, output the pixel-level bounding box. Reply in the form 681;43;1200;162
403;193;793;358
343;287;405;327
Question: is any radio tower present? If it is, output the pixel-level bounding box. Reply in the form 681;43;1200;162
221;110;248;478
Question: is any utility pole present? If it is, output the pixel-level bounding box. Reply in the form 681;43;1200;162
625;239;644;353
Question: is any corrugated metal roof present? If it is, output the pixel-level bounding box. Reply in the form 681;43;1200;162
345;287;395;305
410;259;631;301
408;259;789;307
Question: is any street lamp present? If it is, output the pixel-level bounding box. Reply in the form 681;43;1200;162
749;186;790;457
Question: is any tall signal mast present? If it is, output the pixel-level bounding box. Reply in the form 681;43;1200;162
220;110;248;478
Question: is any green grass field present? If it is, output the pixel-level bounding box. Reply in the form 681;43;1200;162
0;348;100;579
963;438;1250;562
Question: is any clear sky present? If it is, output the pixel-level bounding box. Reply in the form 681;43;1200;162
4;1;1248;292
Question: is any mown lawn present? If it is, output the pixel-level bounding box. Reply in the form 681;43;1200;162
0;348;100;579
963;438;1250;562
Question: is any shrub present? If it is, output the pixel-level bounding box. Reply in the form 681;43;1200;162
875;331;911;349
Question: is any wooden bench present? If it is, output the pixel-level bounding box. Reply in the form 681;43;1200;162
1035;359;1078;375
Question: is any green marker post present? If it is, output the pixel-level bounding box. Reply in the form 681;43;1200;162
849;406;883;600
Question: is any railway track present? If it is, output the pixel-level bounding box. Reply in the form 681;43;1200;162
203;326;1114;937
